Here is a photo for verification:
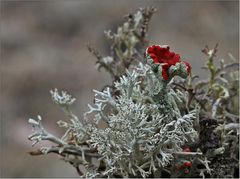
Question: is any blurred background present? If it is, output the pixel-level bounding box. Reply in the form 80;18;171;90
0;0;238;177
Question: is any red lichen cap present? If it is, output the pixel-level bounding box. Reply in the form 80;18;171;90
183;162;192;167
147;45;180;65
183;61;191;74
183;147;191;152
146;45;191;80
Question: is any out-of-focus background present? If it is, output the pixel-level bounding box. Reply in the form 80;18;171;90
0;0;238;177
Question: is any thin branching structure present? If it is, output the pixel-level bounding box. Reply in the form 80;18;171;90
28;7;239;178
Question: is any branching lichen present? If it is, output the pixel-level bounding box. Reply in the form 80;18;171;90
27;7;239;178
84;45;198;177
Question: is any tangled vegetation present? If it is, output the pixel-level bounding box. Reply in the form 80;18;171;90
28;7;239;178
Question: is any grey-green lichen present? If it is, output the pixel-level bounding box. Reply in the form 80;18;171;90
27;7;239;178
85;59;198;177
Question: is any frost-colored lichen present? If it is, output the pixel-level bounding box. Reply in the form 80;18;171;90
27;8;239;178
84;44;198;177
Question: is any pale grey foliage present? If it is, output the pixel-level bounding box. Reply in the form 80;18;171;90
28;62;198;177
51;89;88;143
50;88;76;106
27;7;201;177
84;87;116;124
85;62;198;177
28;115;67;147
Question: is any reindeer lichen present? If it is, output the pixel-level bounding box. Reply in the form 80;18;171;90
27;7;239;178
86;54;198;177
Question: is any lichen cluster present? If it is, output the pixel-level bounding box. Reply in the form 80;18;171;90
27;7;239;178
85;60;198;177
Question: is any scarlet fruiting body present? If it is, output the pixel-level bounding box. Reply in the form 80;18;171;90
183;162;192;167
183;147;191;152
146;45;191;80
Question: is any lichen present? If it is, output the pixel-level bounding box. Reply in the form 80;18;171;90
27;7;239;178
